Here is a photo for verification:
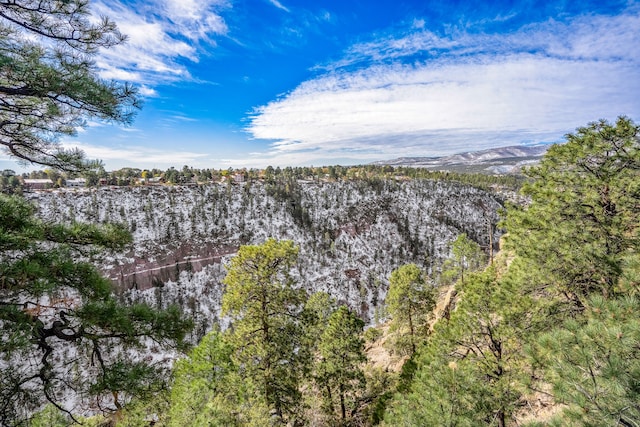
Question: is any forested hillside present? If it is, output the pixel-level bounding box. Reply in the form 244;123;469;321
104;117;636;427
383;117;640;426
6;118;639;426
2;1;637;425
7;117;638;427
28;176;502;336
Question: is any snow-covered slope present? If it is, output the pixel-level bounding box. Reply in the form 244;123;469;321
28;178;502;335
373;145;549;173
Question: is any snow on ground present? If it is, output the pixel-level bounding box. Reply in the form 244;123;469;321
28;179;503;334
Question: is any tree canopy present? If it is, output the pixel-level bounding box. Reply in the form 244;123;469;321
0;194;193;425
221;238;308;424
315;305;367;424
0;0;140;171
386;263;434;355
503;116;640;307
384;116;640;426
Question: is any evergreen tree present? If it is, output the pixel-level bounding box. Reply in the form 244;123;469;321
450;233;487;284
384;117;640;426
503;116;640;307
28;405;68;427
315;306;367;425
167;329;269;427
301;291;337;366
384;267;536;427
0;0;140;170
221;239;307;424
0;194;192;424
533;295;640;426
500;116;640;423
386;264;435;355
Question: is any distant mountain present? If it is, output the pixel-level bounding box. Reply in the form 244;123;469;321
372;145;550;174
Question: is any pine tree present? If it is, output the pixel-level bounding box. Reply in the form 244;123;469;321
0;194;192;424
533;295;640;426
384;117;640;426
450;233;487;284
386;263;435;355
167;329;269;427
301;291;337;367
501;116;640;424
384;267;536;427
503;117;640;307
221;239;307;424
0;0;140;170
315;306;367;425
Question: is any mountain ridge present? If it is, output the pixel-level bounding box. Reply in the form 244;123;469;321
372;144;550;174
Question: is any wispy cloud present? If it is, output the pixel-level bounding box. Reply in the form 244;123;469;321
92;0;229;85
246;9;640;162
169;115;199;122
61;141;210;168
139;86;158;97
267;0;290;13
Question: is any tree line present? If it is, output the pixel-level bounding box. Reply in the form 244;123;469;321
1;162;523;195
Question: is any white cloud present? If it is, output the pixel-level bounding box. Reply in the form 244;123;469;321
61;141;210;169
91;0;229;84
164;115;199;123
138;85;158;97
160;0;229;40
246;10;640;161
267;0;290;13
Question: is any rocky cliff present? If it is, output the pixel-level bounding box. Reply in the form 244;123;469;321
28;178;503;337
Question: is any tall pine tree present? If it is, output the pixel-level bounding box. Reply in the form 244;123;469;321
386;264;435;355
384;266;536;427
221;239;307;424
503;117;640;307
315;306;367;425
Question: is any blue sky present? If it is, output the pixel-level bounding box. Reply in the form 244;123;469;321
4;0;640;171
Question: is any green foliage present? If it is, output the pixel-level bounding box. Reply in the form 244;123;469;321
384;267;535;427
221;238;308;424
0;170;22;195
0;194;193;424
29;405;69;427
169;330;234;425
163;252;378;426
385;117;640;426
0;0;141;171
363;367;398;426
163;245;376;426
167;329;270;426
438;233;486;287
503;116;640;306
301;291;338;367
363;327;382;344
29;404;110;427
533;295;640;426
302;291;337;344
386;264;435;355
114;393;170;427
315;306;367;424
265;178;313;229
450;233;487;283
